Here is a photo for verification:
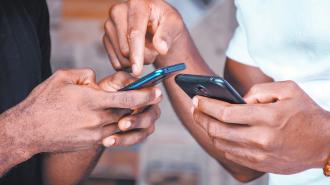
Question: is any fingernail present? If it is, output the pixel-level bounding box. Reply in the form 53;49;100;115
103;137;116;147
159;40;168;54
122;120;132;129
132;64;140;75
155;89;162;99
192;97;199;108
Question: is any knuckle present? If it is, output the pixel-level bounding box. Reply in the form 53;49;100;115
255;153;268;163
138;91;154;106
208;123;219;137
91;131;103;143
284;80;299;91
54;69;69;80
110;3;125;19
250;84;261;94
82;68;96;78
224;152;232;160
116;93;136;108
257;134;274;151
120;45;130;57
128;7;148;19
218;106;231;122
104;19;114;32
90;113;103;127
128;29;144;41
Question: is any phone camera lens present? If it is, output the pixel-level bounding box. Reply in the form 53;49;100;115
194;85;208;95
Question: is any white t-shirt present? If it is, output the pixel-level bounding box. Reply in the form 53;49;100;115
226;0;330;185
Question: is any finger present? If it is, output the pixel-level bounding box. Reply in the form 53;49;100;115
104;19;131;68
103;125;155;147
153;13;183;55
144;24;159;64
100;108;132;126
98;71;137;92
193;96;273;125
95;87;162;109
244;81;300;104
118;105;161;131
193;109;252;143
144;46;159;64
88;109;130;129
101;124;120;139
53;68;97;87
110;3;130;57
128;0;150;76
103;34;122;70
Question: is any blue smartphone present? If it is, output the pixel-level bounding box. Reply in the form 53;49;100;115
120;63;186;91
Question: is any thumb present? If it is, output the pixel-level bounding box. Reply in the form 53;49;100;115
98;72;137;92
152;15;183;55
153;32;169;55
243;82;291;104
54;68;98;89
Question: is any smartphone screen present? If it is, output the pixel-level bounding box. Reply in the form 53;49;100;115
120;63;186;91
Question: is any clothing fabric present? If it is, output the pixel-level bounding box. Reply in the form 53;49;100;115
0;0;51;184
227;0;330;185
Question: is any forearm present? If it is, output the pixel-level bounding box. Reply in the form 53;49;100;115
155;31;263;182
0;108;37;176
42;147;104;185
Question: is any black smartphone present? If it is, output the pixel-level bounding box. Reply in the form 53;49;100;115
120;63;186;91
175;74;245;104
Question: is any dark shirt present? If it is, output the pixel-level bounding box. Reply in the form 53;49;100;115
0;0;51;184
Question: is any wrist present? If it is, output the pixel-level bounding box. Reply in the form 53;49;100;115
1;106;39;161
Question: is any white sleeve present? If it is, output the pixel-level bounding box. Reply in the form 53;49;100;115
226;26;257;67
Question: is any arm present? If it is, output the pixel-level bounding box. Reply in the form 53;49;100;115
0;109;37;176
42;149;103;185
155;31;271;181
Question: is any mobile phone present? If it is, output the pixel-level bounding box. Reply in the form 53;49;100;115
120;63;186;91
175;74;245;104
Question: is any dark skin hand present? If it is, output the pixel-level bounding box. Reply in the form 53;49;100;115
0;69;161;184
42;71;162;185
104;0;269;182
193;77;330;174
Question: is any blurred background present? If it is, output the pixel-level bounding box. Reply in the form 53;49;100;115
46;0;267;185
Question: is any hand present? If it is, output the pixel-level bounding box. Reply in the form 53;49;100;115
104;0;189;76
97;71;161;147
192;81;330;174
7;69;162;154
